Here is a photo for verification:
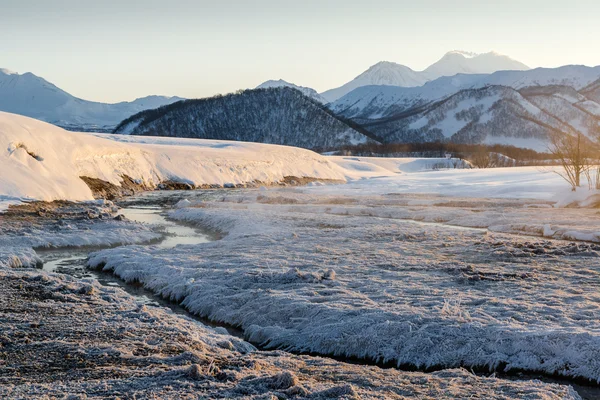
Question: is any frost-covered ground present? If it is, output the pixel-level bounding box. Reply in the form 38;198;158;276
88;185;600;388
0;200;582;398
1;263;580;399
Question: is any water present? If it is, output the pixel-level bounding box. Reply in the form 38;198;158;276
38;202;244;338
118;206;214;248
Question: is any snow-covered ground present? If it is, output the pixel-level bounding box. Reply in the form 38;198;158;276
327;156;599;205
0;112;345;210
87;184;600;386
2;111;597;212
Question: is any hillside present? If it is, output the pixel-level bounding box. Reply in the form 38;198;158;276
355;84;600;150
0;111;347;208
114;87;375;150
0;68;182;130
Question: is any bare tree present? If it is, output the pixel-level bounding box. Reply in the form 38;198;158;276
547;131;594;191
470;147;494;169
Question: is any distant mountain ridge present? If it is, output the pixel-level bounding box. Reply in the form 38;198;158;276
114;87;375;150
330;65;600;120
320;51;530;102
0;68;183;130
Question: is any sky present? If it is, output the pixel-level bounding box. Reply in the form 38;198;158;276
2;0;599;103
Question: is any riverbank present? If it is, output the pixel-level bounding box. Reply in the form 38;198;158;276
0;195;583;398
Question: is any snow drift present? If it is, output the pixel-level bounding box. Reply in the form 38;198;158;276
0;112;346;209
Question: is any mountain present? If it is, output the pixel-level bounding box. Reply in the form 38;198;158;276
0;68;183;130
331;65;600;120
114;87;375;150
352;83;600;151
256;79;327;103
581;78;600;103
423;51;529;79
321;51;529;102
320;62;428;103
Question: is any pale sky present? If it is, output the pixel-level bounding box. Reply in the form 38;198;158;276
2;0;599;103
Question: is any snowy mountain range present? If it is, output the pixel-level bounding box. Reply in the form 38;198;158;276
319;51;530;102
0;68;183;130
114;61;599;151
348;76;600;151
330;65;600;120
114;87;375;150
4;49;599;152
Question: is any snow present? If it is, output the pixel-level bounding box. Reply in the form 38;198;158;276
432;94;501;137
329;156;469;180
321;62;428;102
0;201;162;271
423;51;529;80
0;112;346;206
331;65;600;118
87;183;600;384
0;190;584;398
578;100;600;116
0;265;578;399
329;158;561;198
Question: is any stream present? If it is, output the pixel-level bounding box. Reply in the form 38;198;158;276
35;190;600;399
37;200;245;338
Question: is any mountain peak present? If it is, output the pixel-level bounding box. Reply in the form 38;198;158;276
256;79;327;103
444;50;479;59
423;50;529;80
321;50;531;102
362;61;417;74
0;68;18;76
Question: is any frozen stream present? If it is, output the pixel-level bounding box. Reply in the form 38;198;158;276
38;203;245;338
35;192;600;399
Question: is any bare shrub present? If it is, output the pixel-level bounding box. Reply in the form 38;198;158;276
12;142;43;161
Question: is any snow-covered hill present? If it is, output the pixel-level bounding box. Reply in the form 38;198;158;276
321;51;530;102
357;84;600;150
114;87;375;150
0;68;183;130
0;111;347;208
256;79;327;103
